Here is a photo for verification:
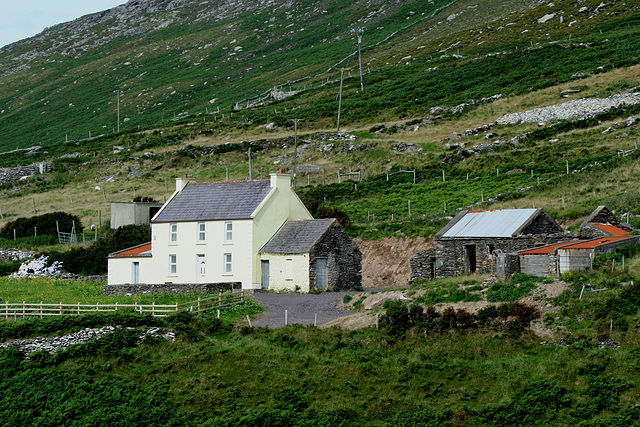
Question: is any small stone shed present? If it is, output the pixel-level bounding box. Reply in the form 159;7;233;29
258;219;361;293
110;201;164;229
411;208;566;280
579;206;632;238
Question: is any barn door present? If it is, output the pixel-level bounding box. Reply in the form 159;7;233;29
316;258;327;291
261;260;270;289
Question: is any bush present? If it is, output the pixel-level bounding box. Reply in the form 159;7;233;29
0;212;83;239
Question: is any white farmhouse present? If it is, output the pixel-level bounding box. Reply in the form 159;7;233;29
108;172;313;290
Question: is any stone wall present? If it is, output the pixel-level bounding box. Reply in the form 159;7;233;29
409;248;436;281
435;235;566;278
104;282;240;295
308;222;362;291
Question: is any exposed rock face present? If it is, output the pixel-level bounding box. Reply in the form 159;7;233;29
496;92;640;125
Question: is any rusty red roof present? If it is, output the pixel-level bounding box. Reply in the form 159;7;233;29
519;241;581;255
592;223;630;236
559;236;636;250
110;243;152;258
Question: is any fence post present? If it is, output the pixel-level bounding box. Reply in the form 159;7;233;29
175;302;179;313
77;302;80;315
96;302;99;312
241;290;244;304
23;301;26;317
198;297;201;314
59;301;62;316
152;302;156;317
218;290;222;307
285;309;288;326
115;302;118;312
4;301;7;320
40;301;43;319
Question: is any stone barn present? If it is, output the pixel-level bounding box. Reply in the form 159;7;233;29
258;219;362;292
411;209;566;280
579;206;633;238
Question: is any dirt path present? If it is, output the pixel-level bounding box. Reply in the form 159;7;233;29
248;291;360;327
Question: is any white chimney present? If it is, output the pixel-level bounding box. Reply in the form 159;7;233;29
176;174;195;191
270;170;291;189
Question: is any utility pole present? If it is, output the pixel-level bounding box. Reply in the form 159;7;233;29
116;90;120;133
337;68;344;132
248;147;253;180
352;28;364;92
288;118;304;189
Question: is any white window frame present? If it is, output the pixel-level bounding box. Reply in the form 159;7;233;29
197;222;206;243
169;254;177;276
223;253;232;275
169;223;178;244
224;221;233;243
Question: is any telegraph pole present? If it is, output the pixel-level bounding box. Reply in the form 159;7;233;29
353;28;364;92
116;90;120;133
288;118;304;189
337;68;344;132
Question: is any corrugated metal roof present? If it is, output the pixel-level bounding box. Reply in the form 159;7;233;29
442;209;539;238
592;223;630;236
153;180;272;222
259;219;336;254
558;236;636;250
109;243;152;258
519;241;580;255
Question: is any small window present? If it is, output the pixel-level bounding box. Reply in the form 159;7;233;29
224;221;233;243
224;253;232;274
169;223;178;244
285;258;293;280
197;222;206;242
169;254;177;275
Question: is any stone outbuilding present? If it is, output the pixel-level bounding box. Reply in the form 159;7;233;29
579;206;633;238
411;208;566;280
556;236;639;273
258;219;362;292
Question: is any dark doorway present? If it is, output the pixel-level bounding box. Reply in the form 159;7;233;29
466;245;477;273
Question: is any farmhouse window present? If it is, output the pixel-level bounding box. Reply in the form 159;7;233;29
224;253;232;274
224;221;233;243
170;223;178;244
197;222;206;242
169;254;177;275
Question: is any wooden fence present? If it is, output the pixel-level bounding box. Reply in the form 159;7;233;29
0;290;245;320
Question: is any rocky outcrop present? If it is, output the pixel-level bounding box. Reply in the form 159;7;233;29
0;162;51;186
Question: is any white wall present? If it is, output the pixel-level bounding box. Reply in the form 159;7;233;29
147;219;254;286
260;253;309;292
108;256;154;285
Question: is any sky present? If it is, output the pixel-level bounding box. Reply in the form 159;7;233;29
0;0;125;49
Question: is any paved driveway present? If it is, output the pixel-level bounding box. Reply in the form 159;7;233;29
248;290;359;328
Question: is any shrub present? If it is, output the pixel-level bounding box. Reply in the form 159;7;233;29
0;212;83;239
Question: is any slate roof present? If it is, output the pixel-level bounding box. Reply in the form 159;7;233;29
259;219;336;254
152;181;272;222
439;209;540;238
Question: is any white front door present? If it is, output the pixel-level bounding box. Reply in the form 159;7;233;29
196;255;206;283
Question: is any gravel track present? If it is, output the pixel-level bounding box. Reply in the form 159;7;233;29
248;291;360;328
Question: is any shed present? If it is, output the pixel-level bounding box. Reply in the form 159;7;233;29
258;219;361;292
110;201;164;229
557;236;639;273
518;241;581;276
579;206;633;238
